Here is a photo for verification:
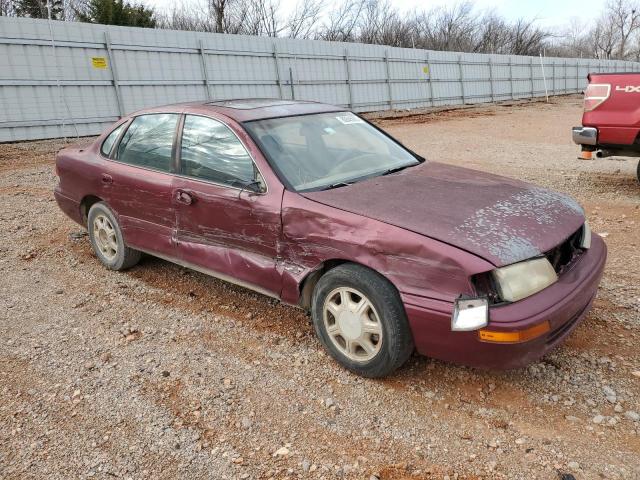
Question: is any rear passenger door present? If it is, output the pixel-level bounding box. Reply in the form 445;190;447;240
173;114;284;297
104;113;180;258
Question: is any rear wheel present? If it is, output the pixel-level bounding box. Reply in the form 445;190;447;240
87;202;141;271
311;264;414;378
637;159;640;184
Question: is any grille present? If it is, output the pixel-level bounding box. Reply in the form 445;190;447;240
544;226;585;275
473;224;587;304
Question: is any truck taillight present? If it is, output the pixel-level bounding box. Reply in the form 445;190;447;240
583;83;610;111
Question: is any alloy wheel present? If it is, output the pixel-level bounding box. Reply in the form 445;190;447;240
322;287;383;362
93;214;118;261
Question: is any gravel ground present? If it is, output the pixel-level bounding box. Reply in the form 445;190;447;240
1;96;639;480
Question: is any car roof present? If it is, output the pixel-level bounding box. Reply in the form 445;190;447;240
134;99;346;122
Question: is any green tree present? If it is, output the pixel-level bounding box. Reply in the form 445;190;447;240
15;0;63;19
75;0;156;27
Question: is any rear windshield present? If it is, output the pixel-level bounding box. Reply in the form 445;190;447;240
244;112;420;191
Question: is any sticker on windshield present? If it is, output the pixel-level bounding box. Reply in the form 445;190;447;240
335;114;364;125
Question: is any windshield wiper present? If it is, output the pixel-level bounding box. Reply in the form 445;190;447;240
381;164;414;176
321;181;353;191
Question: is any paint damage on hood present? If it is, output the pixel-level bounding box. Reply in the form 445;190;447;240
301;162;585;267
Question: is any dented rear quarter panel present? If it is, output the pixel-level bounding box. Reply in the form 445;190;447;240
54;142;109;225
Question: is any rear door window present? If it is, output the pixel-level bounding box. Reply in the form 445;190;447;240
116;114;179;172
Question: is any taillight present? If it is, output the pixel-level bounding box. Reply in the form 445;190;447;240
583;83;610;111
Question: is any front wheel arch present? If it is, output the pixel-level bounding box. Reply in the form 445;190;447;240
298;259;403;312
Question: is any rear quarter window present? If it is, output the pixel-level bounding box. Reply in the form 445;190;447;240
100;124;124;157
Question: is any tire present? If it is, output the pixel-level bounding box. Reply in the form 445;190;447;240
87;202;141;271
311;263;414;378
637;159;640;184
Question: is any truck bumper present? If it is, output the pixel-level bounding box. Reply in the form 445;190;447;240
572;126;598;146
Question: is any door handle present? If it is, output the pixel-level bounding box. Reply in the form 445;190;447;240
175;190;194;205
101;173;113;184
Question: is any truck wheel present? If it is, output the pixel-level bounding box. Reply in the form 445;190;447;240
88;202;141;271
637;159;640;184
311;263;414;378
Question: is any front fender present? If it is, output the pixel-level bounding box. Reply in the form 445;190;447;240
279;191;494;305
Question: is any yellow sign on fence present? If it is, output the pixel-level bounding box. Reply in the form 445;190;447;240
91;57;108;69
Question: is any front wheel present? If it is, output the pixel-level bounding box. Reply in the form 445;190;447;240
311;264;414;378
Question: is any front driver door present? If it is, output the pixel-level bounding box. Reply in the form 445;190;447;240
173;114;283;297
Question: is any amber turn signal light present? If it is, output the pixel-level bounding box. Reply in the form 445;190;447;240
478;321;550;344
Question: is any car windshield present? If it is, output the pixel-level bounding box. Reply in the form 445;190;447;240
244;112;421;191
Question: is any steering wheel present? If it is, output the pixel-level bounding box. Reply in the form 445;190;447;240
327;152;379;175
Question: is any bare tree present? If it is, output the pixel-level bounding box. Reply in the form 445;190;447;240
209;0;230;33
316;0;366;41
471;11;510;53
412;2;478;52
157;3;216;32
607;0;640;58
592;16;620;58
0;0;16;16
287;0;323;39
507;18;549;55
83;0;639;60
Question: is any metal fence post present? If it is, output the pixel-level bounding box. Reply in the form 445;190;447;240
458;54;466;104
289;66;295;100
272;43;284;99
384;50;393;110
529;56;534;98
509;58;515;99
344;48;353;109
425;51;434;107
104;31;124;118
552;61;556;96
198;39;211;101
488;56;495;103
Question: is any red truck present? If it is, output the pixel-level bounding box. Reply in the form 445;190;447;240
572;72;640;182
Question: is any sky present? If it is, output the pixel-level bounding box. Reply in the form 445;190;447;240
142;0;607;31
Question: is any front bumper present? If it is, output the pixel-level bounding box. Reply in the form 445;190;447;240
403;234;607;369
572;126;598;146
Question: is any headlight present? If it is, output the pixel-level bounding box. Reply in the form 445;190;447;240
492;257;558;302
451;296;489;331
580;221;591;249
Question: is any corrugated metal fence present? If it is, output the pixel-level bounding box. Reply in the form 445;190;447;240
1;16;637;142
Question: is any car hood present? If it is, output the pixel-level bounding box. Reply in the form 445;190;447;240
301;162;585;267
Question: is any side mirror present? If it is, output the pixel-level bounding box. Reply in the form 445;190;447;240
238;176;266;197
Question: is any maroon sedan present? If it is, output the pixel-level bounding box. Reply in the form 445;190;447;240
54;99;606;377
